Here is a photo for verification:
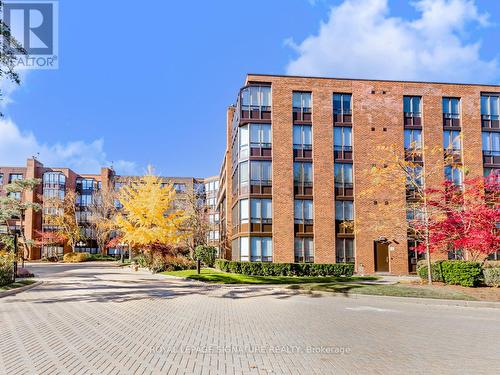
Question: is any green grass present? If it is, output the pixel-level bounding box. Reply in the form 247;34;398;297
297;283;477;301
162;268;377;284
0;279;37;292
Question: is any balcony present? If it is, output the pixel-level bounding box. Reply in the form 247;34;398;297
250;142;272;157
333;110;352;125
294;255;314;263
250;180;272;195
250;218;272;233
483;151;500;167
334;146;353;161
404;149;423;163
293;107;312;123
482;115;500;130
404;113;422;128
294;181;313;196
294;220;314;234
334;183;353;198
294;145;313;159
335;220;354;236
443;114;461;129
444;149;462;164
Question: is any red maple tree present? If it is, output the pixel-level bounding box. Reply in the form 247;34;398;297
414;173;500;261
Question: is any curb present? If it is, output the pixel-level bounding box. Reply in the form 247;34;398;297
321;290;500;309
0;280;43;299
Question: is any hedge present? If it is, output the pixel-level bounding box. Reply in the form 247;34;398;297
417;260;444;282
483;268;500;288
418;260;482;287
215;259;354;277
63;252;89;263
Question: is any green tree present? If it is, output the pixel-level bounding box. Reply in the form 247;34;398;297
0;0;26;115
0;178;41;260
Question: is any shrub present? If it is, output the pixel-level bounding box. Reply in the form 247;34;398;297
148;254;195;273
483;268;500;288
214;260;354;277
440;261;482;287
483;260;500;269
63;252;89;263
86;254;116;262
0;252;15;286
417;260;444;282
194;245;217;267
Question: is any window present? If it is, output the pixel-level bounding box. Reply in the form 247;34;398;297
8;192;21;200
406;166;423;188
294;200;313;224
294;237;314;263
250;237;272;262
9;174;23;182
444;166;463;186
250;199;272;224
293;92;312;112
240;199;249;224
241;86;271;110
443;130;462;152
239;160;249;191
403;96;421;117
214;213;220;224
406;206;424;221
334;163;353;187
240;236;250;261
43;187;65;200
336;238;354;263
249;124;271;148
239;125;249;159
77;194;93;206
250;161;272;185
481;95;499;120
334;127;352;151
293;125;312;149
404;129;422;151
443;98;460;119
0;174;3;185
41;246;64;258
333;94;352;115
482;132;500;155
43;172;66;187
335;201;354;221
173;183;186;193
294;162;313;186
77;178;96;191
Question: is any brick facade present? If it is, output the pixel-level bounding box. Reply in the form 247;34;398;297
217;74;500;275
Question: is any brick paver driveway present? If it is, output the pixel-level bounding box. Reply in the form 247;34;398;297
1;263;499;375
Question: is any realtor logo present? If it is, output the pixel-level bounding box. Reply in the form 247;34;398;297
2;0;59;69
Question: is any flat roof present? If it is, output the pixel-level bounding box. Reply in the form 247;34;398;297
246;73;500;88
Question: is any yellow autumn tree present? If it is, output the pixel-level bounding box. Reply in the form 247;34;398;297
115;170;189;251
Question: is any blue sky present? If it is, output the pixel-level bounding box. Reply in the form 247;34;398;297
1;0;499;177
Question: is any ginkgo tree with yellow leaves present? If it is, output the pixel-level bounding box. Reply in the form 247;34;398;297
115;169;189;253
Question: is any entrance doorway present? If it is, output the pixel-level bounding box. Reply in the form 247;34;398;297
374;241;389;272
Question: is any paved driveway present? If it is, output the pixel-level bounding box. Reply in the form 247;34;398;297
0;263;499;375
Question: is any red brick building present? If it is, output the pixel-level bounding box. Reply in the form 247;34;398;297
0;159;211;260
217;74;500;275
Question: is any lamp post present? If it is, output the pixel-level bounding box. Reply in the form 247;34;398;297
77;240;85;249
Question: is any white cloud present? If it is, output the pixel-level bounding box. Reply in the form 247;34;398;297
0;118;139;175
286;0;499;83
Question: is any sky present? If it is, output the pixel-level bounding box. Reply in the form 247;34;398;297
1;0;499;177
